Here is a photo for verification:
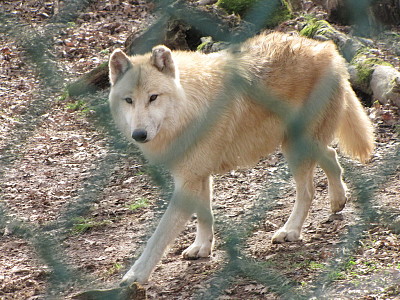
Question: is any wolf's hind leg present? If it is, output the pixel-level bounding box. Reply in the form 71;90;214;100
182;176;214;259
272;159;316;244
318;146;347;213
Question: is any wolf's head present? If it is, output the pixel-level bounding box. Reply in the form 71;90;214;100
108;46;183;146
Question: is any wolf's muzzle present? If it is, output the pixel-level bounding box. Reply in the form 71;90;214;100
132;129;148;143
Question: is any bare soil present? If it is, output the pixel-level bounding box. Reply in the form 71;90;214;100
0;1;399;299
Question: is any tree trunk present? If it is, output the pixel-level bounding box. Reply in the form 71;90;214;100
322;0;400;35
67;1;238;97
286;0;303;11
371;0;400;25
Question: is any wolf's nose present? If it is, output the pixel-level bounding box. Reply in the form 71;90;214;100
132;129;148;142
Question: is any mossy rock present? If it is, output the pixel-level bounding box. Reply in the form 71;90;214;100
216;0;292;28
197;37;230;53
351;50;393;90
299;17;336;39
299;17;367;61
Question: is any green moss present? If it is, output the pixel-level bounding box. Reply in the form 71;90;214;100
364;57;392;67
196;36;213;51
300;18;335;38
351;53;393;87
217;0;292;28
265;0;292;28
217;0;257;16
196;42;208;51
356;63;374;87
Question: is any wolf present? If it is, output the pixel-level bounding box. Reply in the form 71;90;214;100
108;32;374;285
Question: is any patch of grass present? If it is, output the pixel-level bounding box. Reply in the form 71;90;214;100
66;99;86;111
309;261;325;270
58;90;69;101
127;198;149;211
102;262;123;277
65;99;91;115
71;217;111;235
327;270;346;281
344;257;357;270
263;253;327;276
111;262;123;274
67;21;76;28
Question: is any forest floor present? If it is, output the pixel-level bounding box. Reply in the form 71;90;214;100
0;1;399;299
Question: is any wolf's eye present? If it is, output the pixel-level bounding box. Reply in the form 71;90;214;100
149;94;158;102
124;97;133;104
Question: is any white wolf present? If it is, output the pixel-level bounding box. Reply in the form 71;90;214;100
108;32;374;285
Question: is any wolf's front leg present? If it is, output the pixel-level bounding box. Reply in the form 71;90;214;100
120;182;196;285
182;176;214;259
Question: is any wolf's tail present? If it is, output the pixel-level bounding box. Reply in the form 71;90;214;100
336;82;374;163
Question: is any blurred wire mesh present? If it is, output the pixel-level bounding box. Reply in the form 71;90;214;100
0;0;399;298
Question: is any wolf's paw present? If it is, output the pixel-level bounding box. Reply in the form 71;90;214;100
330;190;348;213
271;228;301;244
330;195;347;213
182;241;213;259
120;266;149;287
329;183;348;213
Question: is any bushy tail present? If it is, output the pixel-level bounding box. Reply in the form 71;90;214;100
337;83;374;163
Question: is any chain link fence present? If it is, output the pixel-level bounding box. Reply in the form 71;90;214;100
0;0;399;299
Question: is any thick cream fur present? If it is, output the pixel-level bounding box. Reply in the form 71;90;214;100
109;32;374;285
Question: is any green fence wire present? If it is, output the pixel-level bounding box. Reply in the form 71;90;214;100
0;0;399;299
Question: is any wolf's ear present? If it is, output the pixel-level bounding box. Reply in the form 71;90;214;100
151;46;176;78
109;49;132;85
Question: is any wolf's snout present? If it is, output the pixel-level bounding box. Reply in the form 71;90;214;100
132;129;148;142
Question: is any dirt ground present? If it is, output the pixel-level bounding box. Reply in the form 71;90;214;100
0;1;399;299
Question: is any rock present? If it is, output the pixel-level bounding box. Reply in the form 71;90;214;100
72;282;147;300
299;18;365;61
324;213;344;224
198;0;218;5
197;36;230;53
298;17;400;107
390;215;400;234
370;65;400;107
